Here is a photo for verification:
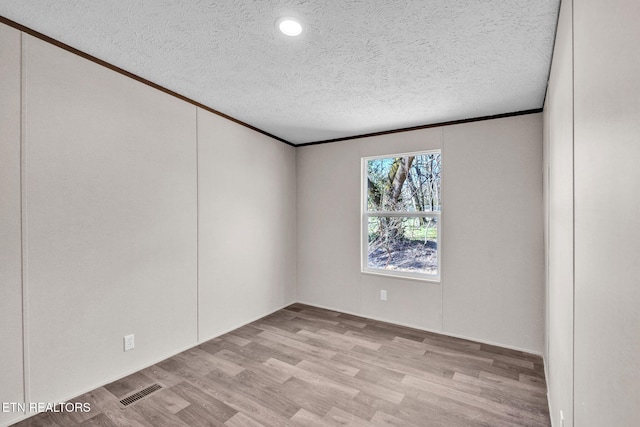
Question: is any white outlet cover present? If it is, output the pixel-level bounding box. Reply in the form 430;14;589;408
124;334;135;352
380;290;387;301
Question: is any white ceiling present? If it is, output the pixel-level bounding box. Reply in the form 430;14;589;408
0;1;559;145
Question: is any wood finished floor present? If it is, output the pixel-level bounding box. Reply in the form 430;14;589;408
14;304;550;427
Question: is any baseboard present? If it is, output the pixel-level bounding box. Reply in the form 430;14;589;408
2;300;296;427
295;300;544;356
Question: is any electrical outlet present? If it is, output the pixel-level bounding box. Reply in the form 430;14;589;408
380;290;387;301
124;334;135;352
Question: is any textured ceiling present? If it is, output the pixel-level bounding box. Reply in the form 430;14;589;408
0;1;559;144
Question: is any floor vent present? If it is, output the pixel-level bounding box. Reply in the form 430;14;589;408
120;383;162;407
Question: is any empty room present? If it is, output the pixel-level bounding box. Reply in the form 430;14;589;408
1;1;638;426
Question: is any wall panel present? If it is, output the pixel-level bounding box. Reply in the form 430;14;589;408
297;115;544;352
197;108;296;341
296;140;362;314
0;22;25;427
1;22;297;426
543;0;574;424
573;0;640;425
23;35;198;405
442;115;544;352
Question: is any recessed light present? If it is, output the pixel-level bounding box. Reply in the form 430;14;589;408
277;17;303;36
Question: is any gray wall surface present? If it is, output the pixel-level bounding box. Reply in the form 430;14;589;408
544;0;640;425
0;27;297;426
297;114;544;354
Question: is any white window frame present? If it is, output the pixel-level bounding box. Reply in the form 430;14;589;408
361;150;441;282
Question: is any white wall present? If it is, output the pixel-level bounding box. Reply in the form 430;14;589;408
442;116;544;351
0;23;25;427
544;0;640;425
295;138;362;314
297;128;444;329
23;34;199;404
573;0;640;425
1;26;296;426
543;0;574;425
197;108;297;341
297;114;544;353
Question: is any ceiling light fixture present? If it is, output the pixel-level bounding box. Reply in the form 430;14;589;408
277;17;303;36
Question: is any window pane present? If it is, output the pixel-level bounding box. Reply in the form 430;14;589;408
367;216;438;275
367;153;441;212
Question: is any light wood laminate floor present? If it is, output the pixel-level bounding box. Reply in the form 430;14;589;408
13;304;551;426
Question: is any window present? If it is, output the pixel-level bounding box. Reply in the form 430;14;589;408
362;151;441;280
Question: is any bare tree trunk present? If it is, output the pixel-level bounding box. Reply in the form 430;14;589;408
388;156;414;207
367;177;382;210
382;156;414;242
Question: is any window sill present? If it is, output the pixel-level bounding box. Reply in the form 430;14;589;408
361;269;441;284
